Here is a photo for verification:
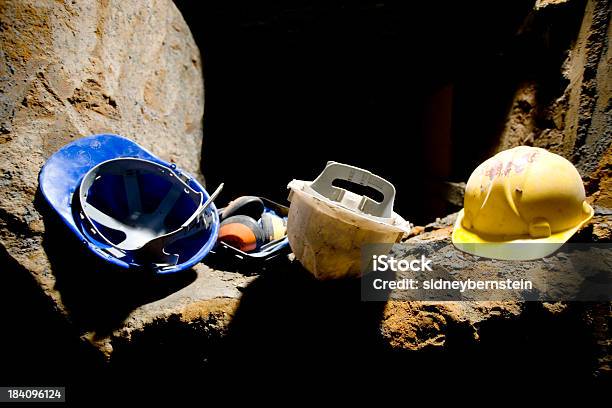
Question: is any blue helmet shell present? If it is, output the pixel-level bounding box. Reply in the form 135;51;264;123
39;134;219;274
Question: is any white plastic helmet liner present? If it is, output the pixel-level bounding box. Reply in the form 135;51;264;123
306;161;396;219
287;162;411;279
77;158;213;268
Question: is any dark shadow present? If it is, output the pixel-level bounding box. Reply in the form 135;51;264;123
175;0;542;225
205;258;603;383
208;259;391;376
0;243;106;387
33;189;198;336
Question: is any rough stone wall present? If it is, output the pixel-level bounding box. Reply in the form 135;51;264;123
0;0;205;187
0;0;609;382
0;0;204;297
496;0;611;210
0;0;212;360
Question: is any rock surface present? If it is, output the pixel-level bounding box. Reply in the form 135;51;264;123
0;0;610;381
496;0;611;182
0;0;217;357
386;213;607;339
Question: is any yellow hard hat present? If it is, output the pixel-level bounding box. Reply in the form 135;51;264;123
452;146;594;260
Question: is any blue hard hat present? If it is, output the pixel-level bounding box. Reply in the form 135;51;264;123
39;134;220;274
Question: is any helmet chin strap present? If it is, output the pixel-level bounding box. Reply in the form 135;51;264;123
75;158;222;270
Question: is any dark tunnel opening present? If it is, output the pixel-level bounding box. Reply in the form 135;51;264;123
174;0;582;224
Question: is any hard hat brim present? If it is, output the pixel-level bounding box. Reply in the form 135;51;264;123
451;206;594;261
